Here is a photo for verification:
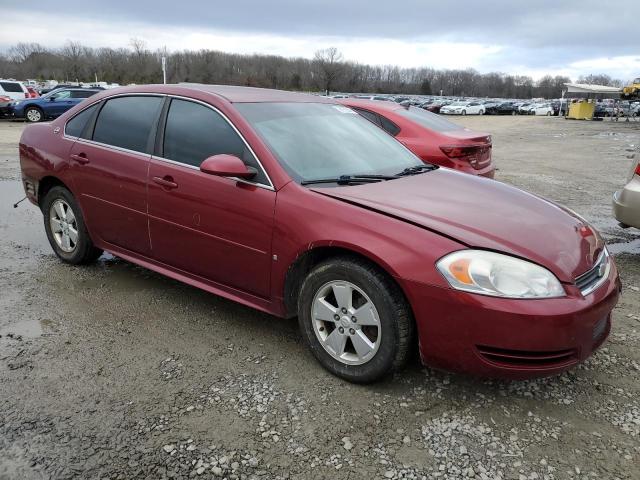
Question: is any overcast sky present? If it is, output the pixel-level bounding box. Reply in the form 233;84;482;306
2;0;639;81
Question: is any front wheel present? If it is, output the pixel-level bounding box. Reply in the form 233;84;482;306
25;107;44;123
42;186;103;264
297;257;414;383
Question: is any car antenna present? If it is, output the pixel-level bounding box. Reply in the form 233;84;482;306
13;196;27;208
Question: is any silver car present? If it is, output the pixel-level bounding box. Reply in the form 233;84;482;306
613;149;640;229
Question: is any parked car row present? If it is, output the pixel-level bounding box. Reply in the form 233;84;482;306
18;84;620;383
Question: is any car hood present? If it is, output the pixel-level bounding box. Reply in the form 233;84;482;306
312;170;603;282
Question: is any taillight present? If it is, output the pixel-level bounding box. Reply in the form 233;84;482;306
635;162;640;176
440;144;491;168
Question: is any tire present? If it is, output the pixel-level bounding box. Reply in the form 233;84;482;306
479;109;485;115
297;257;414;383
461;110;466;116
511;110;516;116
42;186;103;264
546;111;551;116
25;106;44;123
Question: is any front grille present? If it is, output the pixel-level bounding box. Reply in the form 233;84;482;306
575;249;610;296
476;345;576;368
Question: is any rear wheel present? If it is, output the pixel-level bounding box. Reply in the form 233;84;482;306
25;106;43;123
546;111;552;116
297;257;413;383
42;186;103;264
461;110;466;116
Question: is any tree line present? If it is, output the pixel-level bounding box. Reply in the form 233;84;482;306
0;41;624;99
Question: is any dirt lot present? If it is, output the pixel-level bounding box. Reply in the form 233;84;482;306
1;116;639;480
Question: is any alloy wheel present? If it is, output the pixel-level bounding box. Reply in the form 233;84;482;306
26;108;42;122
311;280;381;365
49;199;78;252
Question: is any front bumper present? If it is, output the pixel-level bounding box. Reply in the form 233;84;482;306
403;260;621;379
613;175;640;229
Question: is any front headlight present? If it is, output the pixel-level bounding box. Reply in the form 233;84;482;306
436;250;565;299
12;100;23;105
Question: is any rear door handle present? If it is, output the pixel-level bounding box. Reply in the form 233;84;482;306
152;176;178;189
70;153;90;164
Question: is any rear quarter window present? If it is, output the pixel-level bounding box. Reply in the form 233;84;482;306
65;103;100;138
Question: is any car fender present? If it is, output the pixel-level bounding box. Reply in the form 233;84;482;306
270;182;463;314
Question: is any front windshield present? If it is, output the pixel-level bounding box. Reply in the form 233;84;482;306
236;102;422;183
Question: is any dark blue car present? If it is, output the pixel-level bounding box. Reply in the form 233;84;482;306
11;88;101;122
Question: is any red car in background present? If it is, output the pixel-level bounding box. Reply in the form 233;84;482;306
26;87;39;98
339;98;495;178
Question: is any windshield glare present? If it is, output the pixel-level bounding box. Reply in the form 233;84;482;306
236;102;422;183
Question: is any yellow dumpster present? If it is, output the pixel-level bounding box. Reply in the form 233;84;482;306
567;101;595;120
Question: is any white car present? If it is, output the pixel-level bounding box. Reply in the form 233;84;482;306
440;101;485;115
533;103;554;116
0;79;29;101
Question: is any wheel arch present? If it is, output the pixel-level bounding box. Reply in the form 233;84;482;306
282;244;411;319
38;176;71;209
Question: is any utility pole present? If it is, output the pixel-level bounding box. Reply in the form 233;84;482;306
162;56;167;84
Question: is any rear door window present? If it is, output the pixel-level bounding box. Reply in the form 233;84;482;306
162;98;269;184
65;103;100;138
93;96;162;153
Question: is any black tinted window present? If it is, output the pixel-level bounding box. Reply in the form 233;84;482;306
65;103;99;138
0;82;24;93
163;99;268;184
353;108;381;127
379;115;401;136
71;90;97;99
93;96;162;153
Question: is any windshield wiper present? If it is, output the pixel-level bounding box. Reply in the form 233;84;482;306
395;164;439;176
301;174;397;186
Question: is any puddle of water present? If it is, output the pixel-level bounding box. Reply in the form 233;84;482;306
0;318;52;339
607;237;640;255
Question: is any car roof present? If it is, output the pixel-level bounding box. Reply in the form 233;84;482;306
151;84;332;103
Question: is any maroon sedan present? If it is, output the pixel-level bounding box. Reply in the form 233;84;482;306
339;98;495;177
19;85;619;383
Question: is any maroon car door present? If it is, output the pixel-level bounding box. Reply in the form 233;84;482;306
147;98;276;298
68;95;163;255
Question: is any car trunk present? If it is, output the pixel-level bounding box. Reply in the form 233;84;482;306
440;131;492;170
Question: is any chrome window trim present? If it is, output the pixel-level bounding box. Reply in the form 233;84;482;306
74;137;155;160
63;92;275;191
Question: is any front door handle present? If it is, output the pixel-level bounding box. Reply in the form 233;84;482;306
70;153;90;164
152;176;178;189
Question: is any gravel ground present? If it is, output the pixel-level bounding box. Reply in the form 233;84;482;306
0;115;639;480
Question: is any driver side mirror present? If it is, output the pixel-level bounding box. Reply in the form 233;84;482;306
200;154;256;179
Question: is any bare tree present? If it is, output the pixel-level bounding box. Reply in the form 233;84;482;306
313;47;344;95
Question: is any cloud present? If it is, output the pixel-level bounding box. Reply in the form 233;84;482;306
1;2;638;81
